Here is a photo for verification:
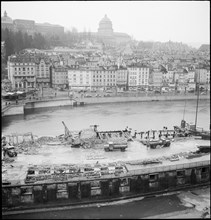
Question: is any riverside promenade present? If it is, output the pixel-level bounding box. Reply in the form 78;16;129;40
2;93;210;117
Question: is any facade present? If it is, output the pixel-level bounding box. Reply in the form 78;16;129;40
13;19;35;35
68;67;92;90
35;57;51;88
187;69;196;84
116;66;128;90
195;68;208;84
35;23;64;36
92;66;117;89
7;55;37;89
128;64;150;88
151;69;163;87
52;66;68;89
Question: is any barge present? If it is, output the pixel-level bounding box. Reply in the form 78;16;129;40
2;154;210;211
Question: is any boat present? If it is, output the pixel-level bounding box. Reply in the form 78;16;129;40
175;75;210;137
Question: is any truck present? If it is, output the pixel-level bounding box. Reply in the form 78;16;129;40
104;141;128;152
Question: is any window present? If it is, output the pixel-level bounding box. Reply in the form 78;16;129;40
149;174;158;182
201;167;209;173
177;170;185;177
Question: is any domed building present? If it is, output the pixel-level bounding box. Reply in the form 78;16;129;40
98;14;113;37
95;14;131;46
1;11;14;30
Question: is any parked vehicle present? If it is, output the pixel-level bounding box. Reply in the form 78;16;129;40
104;94;111;97
104;141;128;152
146;138;171;149
85;94;92;98
154;90;161;94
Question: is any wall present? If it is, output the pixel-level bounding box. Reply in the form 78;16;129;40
2;165;210;209
3;104;24;116
82;95;210;105
24;99;75;110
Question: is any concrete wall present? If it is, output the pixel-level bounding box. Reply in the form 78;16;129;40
82;95;210;105
24;99;75;110
2;164;210;208
2;95;209;116
3;104;24;116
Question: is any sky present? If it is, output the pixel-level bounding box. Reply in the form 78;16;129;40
1;1;210;46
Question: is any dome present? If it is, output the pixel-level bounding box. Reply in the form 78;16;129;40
1;11;13;23
98;14;113;36
99;14;112;25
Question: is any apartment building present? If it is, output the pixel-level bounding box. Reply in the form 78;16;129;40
51;66;68;89
92;66;117;90
195;68;208;84
127;64;150;88
7;54;36;89
35;56;51;88
116;66;128;90
68;67;92;90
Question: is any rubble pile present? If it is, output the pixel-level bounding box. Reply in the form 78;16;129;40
80;129;102;148
14;136;60;155
15;141;41;155
126;151;192;166
36;136;60;145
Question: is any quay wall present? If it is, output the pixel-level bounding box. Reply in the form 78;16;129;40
2;95;210;116
82;95;210;105
24;98;75;110
2;159;210;210
2;104;24;116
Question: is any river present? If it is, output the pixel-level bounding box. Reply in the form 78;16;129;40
2;100;210;136
1;99;210;167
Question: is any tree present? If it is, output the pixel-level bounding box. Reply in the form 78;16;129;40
4;28;14;60
14;30;24;52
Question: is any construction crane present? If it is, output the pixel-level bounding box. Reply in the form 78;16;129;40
62;121;73;140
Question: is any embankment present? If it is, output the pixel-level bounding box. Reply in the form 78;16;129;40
2;94;210;117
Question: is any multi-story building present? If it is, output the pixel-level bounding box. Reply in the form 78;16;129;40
195;68;208;85
174;68;189;90
13;19;35;35
35;56;51;88
1;11;64;36
92;66;117;90
51;66;68;89
128;64;150;88
1;11;13;30
116;66;128;90
187;66;195;83
68;67;92;90
7;54;36;89
35;23;64;36
151;69;163;88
